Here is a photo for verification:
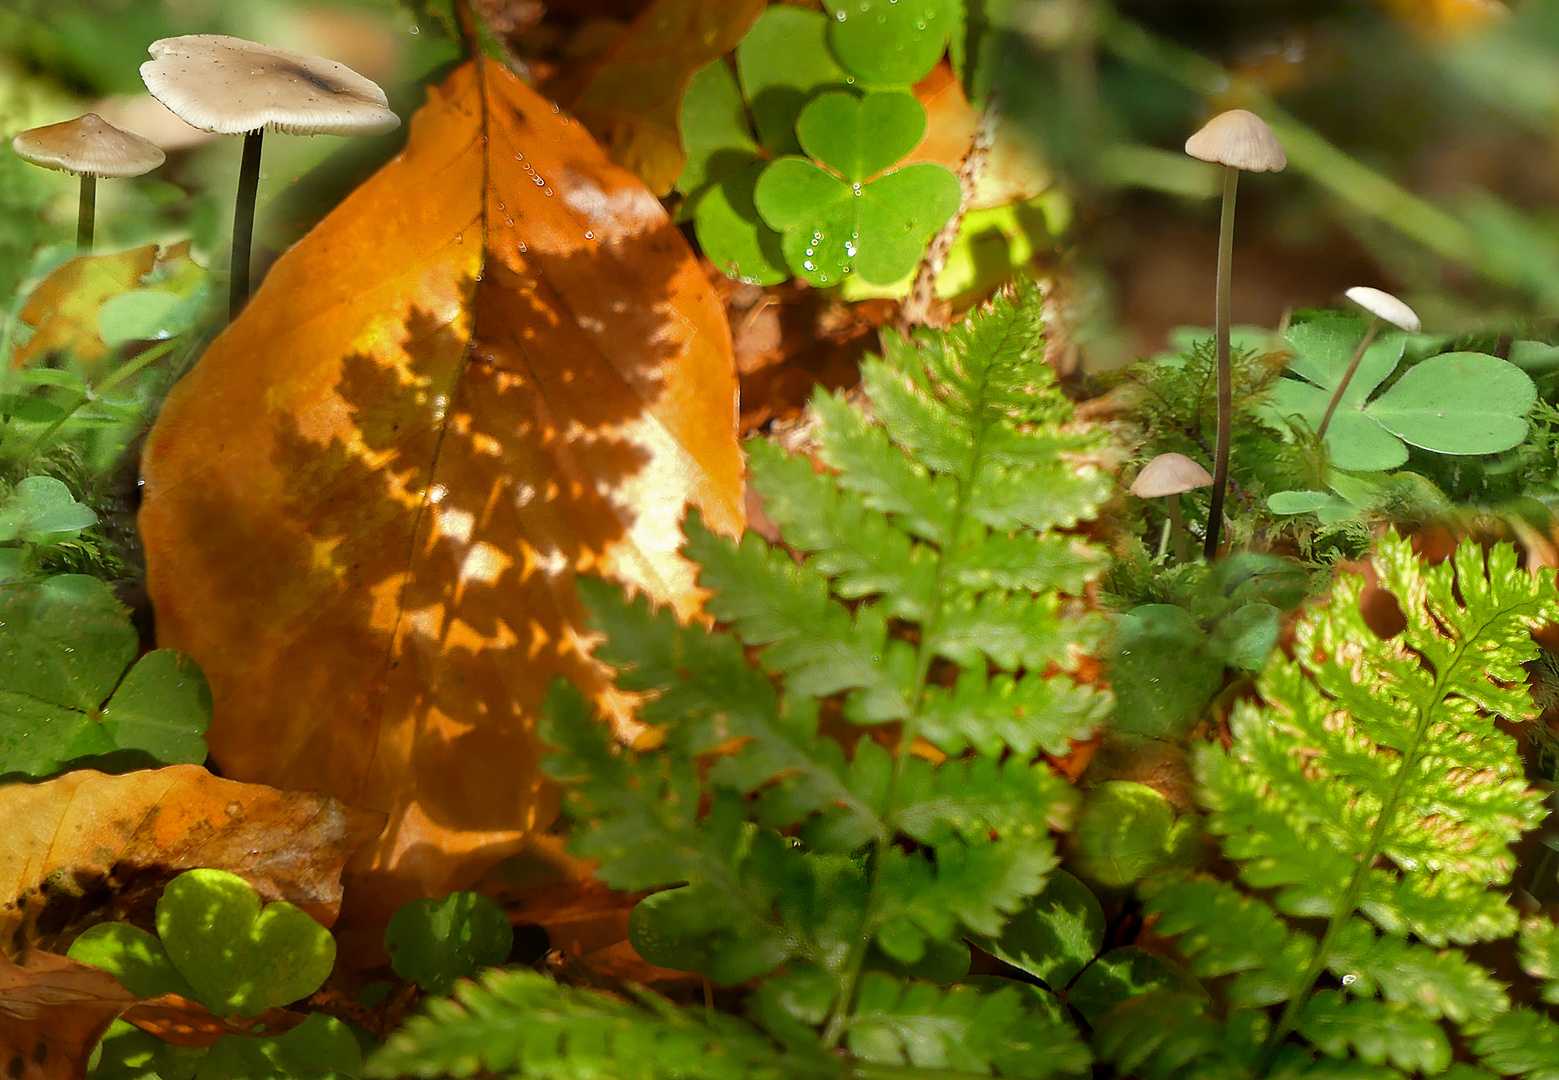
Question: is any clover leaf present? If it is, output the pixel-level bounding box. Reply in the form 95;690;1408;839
736;6;848;155
822;0;954;87
1265;316;1535;468
755;92;959;286
0;475;97;545
157;868;336;1017
385;891;513;995
0;574;210;777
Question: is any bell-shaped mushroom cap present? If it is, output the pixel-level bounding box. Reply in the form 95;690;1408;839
1184;109;1287;173
11;113;165;178
140;35;400;137
1345;286;1421;333
1130;453;1214;498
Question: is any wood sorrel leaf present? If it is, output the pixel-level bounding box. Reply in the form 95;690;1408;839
796;91;927;182
822;0;954;87
737;6;848;154
157;869;335;1017
1364;351;1535;454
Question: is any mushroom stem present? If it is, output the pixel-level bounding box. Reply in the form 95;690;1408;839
1204;163;1238;560
1315;316;1382;443
230;128;264;317
1166;496;1189;563
76;174;96;251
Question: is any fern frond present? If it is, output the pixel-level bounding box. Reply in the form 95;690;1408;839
1476;1011;1559;1080
1104;533;1558;1077
1144;876;1314;1006
526;283;1109;1068
1519;918;1559;1006
1092;990;1265;1080
366;968;829;1080
1297;991;1451;1073
844;973;1090;1079
1325;918;1509;1024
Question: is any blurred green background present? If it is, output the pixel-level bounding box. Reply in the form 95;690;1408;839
5;0;1559;370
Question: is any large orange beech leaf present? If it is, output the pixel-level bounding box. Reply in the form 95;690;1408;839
1;766;382;953
138;58;744;959
561;0;765;195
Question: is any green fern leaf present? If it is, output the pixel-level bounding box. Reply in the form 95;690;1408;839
1325;918;1509;1024
396;282;1109;1073
366;968;831;1080
1477;1011;1559;1080
1297;991;1451;1073
1092;990;1265;1080
844;972;1090;1078
1144;876;1314;1006
1104;533;1557;1077
1519;918;1559;1006
1201;537;1552;946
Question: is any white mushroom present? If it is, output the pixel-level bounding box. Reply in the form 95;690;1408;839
1183;108;1286;560
1130;453;1214;563
140;35;400;316
11;114;165;250
1316;287;1422;442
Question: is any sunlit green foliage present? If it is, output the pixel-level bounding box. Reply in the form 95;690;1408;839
371;282;1109;1079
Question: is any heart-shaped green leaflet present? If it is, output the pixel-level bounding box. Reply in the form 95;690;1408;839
0;476;97;545
796;91;926;182
156;869;335;1017
693;163;790;286
1365;352;1535;454
755;158;960;285
822;0;954;87
675;61;758;199
99;649;212;765
384;891;513;996
68;923;201;1001
736;6;849;155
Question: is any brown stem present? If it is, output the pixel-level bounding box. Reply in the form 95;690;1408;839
76;174;96;252
230;129;264;318
900;98;1002;332
1315;317;1381;442
1204;164;1238;560
1167;496;1189;563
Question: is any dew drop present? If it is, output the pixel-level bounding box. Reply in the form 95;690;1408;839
803;260;817;271
584;230;594;239
543;187;553;196
409;24;420;34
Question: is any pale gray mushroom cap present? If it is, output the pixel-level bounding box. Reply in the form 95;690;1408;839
12;113;166;178
1345;286;1421;333
1184;109;1287;173
1130;453;1215;498
140;35;400;137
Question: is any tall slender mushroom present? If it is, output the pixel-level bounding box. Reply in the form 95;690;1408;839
1315;286;1421;442
1130;453;1214;563
11;114;165;251
1184;109;1286;559
139;35;400;317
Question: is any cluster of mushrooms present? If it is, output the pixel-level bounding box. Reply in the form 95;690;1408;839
1141;108;1422;561
9;34;400;315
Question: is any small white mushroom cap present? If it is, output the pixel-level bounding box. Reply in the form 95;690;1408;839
1130;453;1215;498
1185;109;1287;173
1344;286;1421;333
11;114;166;178
140;34;401;137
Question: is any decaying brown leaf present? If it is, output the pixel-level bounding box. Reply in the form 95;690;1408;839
0;950;135;1080
0;765;382;954
139;56;744;961
560;0;765;194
